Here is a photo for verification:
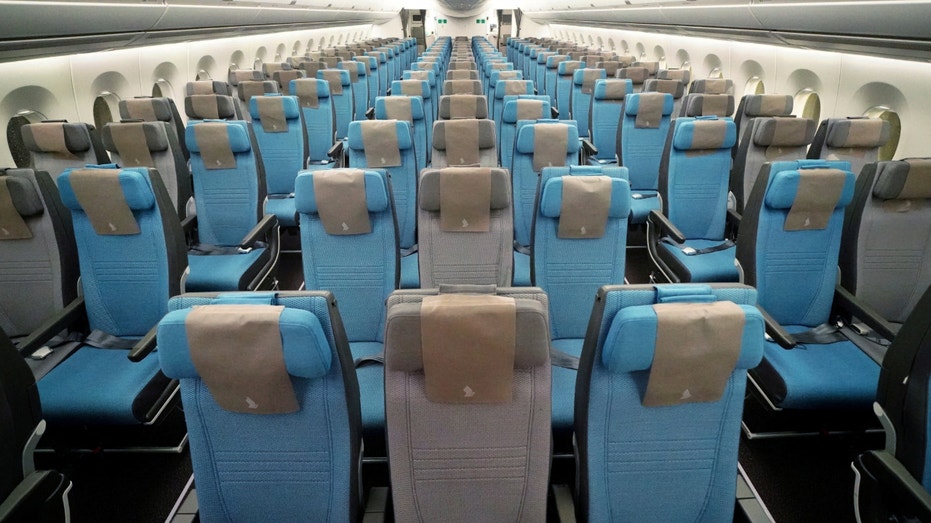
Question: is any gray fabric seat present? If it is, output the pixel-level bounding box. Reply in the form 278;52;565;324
431;119;497;168
437;94;489;120
384;286;551;523
417;168;513;287
20;121;109;179
808;117;891;177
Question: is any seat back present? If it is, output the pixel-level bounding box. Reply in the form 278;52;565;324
318;69;353;140
533;166;630;339
512;122;581;247
736;160;856;326
0;169;78;337
186;120;266;247
417;167;512;287
338;60;369;120
294;169;397;342
499;97;552;171
808;117;891;177
659;117;737;241
544;55;569;106
732;116;817;212
101;121;191;219
443;79;483;96
158;291;361;522
571;68;607;138
346;120;418;250
227;70;265;119
271;69;306;95
576;283;764;522
555;60;584;123
840;159;931;324
619;92;675;194
534;52;556;89
384;287;551;523
21;122;109;178
643;78;687;121
446;69;480;81
493;80;535;129
391;79;434;153
690;78;735;95
488;70;523;114
57;165;186;336
431;119;497;168
590;79;632;162
184;90;241;122
236;80;280;123
733;94;793;152
118;96;189;161
617;67;649;93
249;95;305;226
356;55;379;109
374;96;427;172
291;78;336;166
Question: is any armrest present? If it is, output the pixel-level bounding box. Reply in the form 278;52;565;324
180;214;196;236
327;140;344;160
239;214;278;249
580;138;598;156
647;209;686;244
128;324;158;362
726;208;741;229
756;304;797;349
365;107;375;120
854;450;931;522
834;285;897;342
17;297;86;357
550;107;559;119
0;470;66;523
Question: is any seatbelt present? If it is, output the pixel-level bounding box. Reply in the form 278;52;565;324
84;329;138;350
790;322;848;345
189;242;264;255
661;237;734;256
631;192;657;200
355;352;385;367
400;243;418;257
513;240;531;256
550;348;579;370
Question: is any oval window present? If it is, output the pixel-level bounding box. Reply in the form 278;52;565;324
864;106;901;161
793;88;821;123
7;110;47;168
745;76;765;95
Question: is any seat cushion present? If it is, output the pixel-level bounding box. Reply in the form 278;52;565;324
629;191;661;224
38;346;162;424
265;197;298;227
186;248;270;291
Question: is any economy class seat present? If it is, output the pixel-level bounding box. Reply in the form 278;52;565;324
430;119;497;169
21;121;109;179
118;96;189;162
807;116;891;178
617;92;674;224
588;78;633;165
248;94;306;228
571;67;607;139
498;97;551;171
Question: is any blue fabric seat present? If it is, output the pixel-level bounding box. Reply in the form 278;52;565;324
318;69;353;141
738;160;880;410
570;68;606;138
158;291;361;521
487;69;524;120
648;116;740;283
618;92;674;224
544;55;569;106
338;60;369;121
185;120;279;292
533;166;630;439
391;79;434;160
588;79;633;165
249;94;305;227
38;165;186;425
555;60;584;126
498;97;552;171
294;169;397;442
576;283;764;521
374;95;427;172
290;78;338;171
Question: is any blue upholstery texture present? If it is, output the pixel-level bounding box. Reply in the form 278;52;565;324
578;284;763;522
290;78;336;167
571;68;607;138
619;92;675;222
249;94;304;227
159;293;359;522
499;96;551;172
317;69;353;140
492;78;533;126
555;60;584;126
339;60;368;120
391;79;433;151
375;96;427;174
294;170;397;433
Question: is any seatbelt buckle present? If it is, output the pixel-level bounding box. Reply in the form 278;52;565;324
238;247;253;254
632;193;644;200
30;346;53;360
681;247;697;256
851;322;870;336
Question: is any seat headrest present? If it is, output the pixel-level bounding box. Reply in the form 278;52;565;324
0;175;43;216
573;68;607;86
546;55;569;68
495;80;533;99
557;60;584;76
375;95;426;120
248;94;302;121
601;302;764;372
825;118;891;148
515;123;581;155
625;92;674;116
186;80;233;96
502;98;551;124
58;166;156;212
158;306;331;381
872;159;931;200
120;97;175;122
385;295;550;372
592;78;636;100
102;122;170;153
672;117;737;151
347;120;415;151
644;79;685;98
186;121;252;154
742;94;793;117
538;176;631;219
764;168;855;210
690;79;734;95
291;78;331;101
318;68;351;86
682;93;736;117
617;67;649;84
184;95;238;119
404;70;437;85
392;80;430;98
433;119;496;150
752;117;816;147
294;169;389;214
419;168;511;211
656;69;691;83
22;122;93;154
228;69;263;86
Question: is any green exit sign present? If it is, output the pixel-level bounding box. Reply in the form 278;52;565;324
476;18;485;23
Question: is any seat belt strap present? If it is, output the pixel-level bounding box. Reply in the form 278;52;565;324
661;237;735;256
550;348;580;370
84;329;138;350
